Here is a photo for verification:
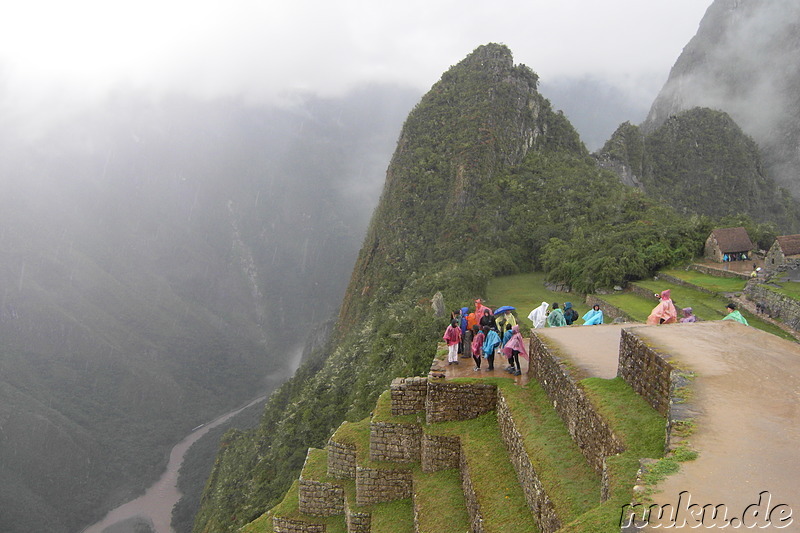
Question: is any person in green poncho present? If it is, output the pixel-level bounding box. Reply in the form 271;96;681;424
722;303;749;325
546;302;566;327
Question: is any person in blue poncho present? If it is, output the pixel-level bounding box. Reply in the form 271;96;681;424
482;326;501;371
582;304;604;325
459;306;471;358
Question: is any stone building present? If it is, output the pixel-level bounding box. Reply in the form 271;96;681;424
704;226;754;262
766;234;800;271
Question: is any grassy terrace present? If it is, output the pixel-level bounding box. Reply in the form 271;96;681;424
659;268;747;293
560;377;666;532
601;278;793;341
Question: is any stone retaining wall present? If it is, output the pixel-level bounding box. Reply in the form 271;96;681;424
496;391;561;533
355;466;413;505
528;334;624;473
459;448;485;533
585;295;633;322
345;500;371;533
617;329;673;417
327;438;357;479
370;421;422;463
272;517;325;533
390;377;428;416
425;381;497;423
745;283;800;331
654;273;716;296
689;263;750;280
298;479;345;517
421;433;461;473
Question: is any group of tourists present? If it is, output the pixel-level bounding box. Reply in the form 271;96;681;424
646;289;748;325
528;301;603;327
442;299;529;376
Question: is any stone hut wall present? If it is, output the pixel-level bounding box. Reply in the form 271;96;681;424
528;334;624;473
425;381;497;423
297;479;345;517
390;377;428;416
355;466;413;505
327;438;357;479
496;391;561;533
272;517;325;533
369;421;423;463
421;433;461;473
746;283;800;331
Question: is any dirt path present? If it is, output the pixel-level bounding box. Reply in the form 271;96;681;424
532;324;625;379
629;321;800;529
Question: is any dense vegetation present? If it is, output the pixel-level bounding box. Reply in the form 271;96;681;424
191;43;790;532
599;109;800;232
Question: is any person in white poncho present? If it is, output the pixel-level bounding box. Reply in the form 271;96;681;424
527;301;549;329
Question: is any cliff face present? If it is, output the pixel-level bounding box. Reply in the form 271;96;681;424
642;0;800;195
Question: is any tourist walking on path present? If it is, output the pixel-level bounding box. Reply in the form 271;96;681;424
546;303;567;327
680;307;697;323
582;304;604;325
471;325;485;371
443;319;462;365
482;326;501;371
528;302;549;329
502;325;528;376
480;308;496;330
475;299;491;318
722;303;749;325
496;309;517;332
563;302;578;325
646;289;678;325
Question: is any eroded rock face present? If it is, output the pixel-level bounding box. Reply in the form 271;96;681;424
643;0;800;196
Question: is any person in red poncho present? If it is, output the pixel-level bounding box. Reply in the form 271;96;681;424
646;290;678;325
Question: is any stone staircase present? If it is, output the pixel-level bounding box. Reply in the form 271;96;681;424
264;330;678;533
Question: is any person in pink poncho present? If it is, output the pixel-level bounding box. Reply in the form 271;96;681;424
443;319;462;365
646;289;678;325
502;325;528;376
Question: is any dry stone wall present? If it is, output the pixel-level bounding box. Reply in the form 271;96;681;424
617;330;673;417
459;448;486;533
528;334;624;473
298;479;345;517
327;438;357;479
496;391;561;533
390;377;428;415
272;517;325;533
345;500;371;533
421;433;460;473
689;263;749;280
425;381;497;423
355;466;413;505
745;283;800;331
370;421;422;463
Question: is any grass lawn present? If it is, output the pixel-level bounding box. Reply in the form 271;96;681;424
487;272;588;332
659;269;747;293
763;280;800;300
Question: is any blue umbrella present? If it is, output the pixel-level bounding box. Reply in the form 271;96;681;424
493;305;516;315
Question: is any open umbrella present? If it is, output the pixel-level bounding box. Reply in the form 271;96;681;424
493;305;516;315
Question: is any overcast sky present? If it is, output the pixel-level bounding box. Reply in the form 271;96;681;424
0;0;713;111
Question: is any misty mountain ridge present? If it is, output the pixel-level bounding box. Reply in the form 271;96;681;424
643;0;800;196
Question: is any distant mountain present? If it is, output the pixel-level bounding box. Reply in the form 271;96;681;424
597;108;800;232
0;84;416;533
642;0;800;196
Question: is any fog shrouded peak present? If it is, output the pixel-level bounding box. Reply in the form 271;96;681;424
644;0;800;194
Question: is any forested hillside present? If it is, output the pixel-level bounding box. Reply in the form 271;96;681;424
597;108;800;233
0;86;415;533
192;44;723;532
